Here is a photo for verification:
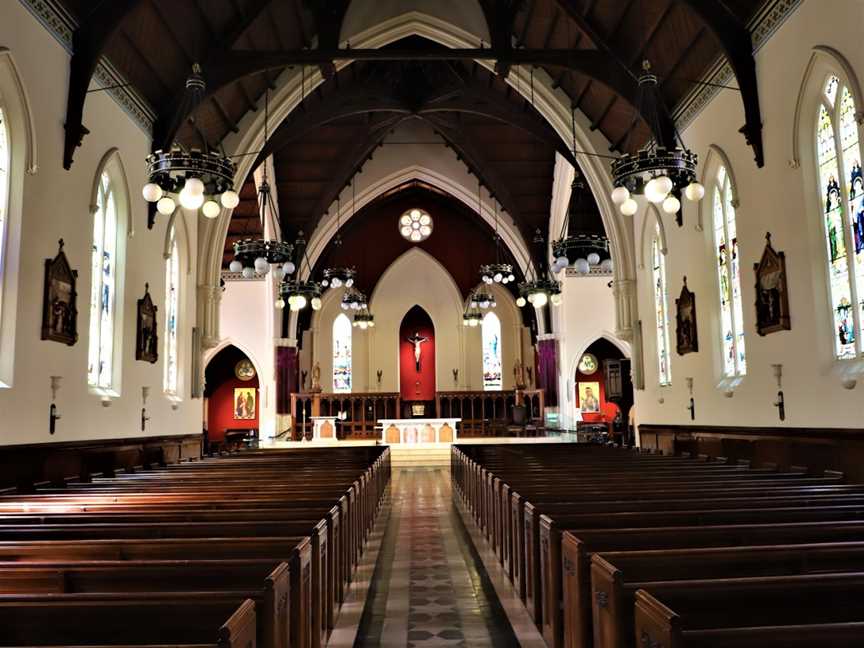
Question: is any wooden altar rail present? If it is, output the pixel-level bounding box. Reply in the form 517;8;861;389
435;389;545;437
290;393;401;441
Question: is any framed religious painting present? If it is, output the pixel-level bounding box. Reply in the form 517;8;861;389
754;233;791;336
675;276;699;355
41;239;79;346
577;381;601;413
234;387;256;420
135;283;158;363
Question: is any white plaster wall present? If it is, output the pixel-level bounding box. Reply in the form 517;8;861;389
0;3;200;445
633;0;864;428
209;278;277;438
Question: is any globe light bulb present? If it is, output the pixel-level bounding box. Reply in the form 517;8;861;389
156;196;176;215
574;258;590;274
368;320;375;327
351;302;360;310
282;261;296;275
142;183;163;202
321;278;330;288
587;252;601;266
620;198;638;216
254;257;269;273
611;186;630;205
220;190;240;209
241;266;254;279
331;277;342;288
229;260;243;273
684;181;705;202
480;300;490;309
287;295;297;308
482;275;491;284
289;300;302;312
644;178;667;204
516;296;527;307
493;272;503;283
463;318;470;327
345;278;354;287
469;318;478;327
295;295;307;309
550;293;562;306
655;175;673;196
272;266;284;281
359;321;368;330
601;258;614;273
508;273;515;282
662;195;681;215
179;187;204;210
202;200;221;219
491;301;497;308
532;292;549;308
341;302;349;310
556;255;569;270
275;298;285;309
311;297;322;311
183;177;205;196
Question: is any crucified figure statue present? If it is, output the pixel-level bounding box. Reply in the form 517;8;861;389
406;331;429;371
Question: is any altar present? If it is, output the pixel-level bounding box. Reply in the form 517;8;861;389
309;416;338;442
379;418;460;445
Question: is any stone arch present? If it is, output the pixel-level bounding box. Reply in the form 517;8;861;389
204;338;264;382
696;144;741;233
638;205;668;270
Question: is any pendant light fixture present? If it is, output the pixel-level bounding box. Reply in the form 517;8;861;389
322;178;358;290
142;64;238;218
278;230;322;311
517;229;562;308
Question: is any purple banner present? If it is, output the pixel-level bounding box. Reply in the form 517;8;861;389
537;338;559;407
275;346;298;414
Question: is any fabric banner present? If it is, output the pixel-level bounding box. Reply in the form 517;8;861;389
275;346;298;414
537;338;559;407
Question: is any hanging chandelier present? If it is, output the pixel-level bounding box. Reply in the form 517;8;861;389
353;302;375;330
341;287;367;311
477;170;515;286
609;60;704;222
322;184;358;289
469;285;496;310
462;303;483;327
142;64;239;218
517;229;562;308
277;231;322;311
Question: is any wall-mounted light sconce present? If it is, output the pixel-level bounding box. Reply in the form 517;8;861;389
49;376;62;434
685;377;695;421
772;364;785;421
141;386;151;432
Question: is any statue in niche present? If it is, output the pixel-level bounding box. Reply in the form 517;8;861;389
406;331;429;371
310;362;322;393
675;276;699;355
136;283;158;363
514;360;527;390
301;369;308;391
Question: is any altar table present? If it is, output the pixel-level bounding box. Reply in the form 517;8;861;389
309;416;338;442
379;418;460;445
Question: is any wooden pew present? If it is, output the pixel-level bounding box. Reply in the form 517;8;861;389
633;572;864;648
592;542;864;648
0;596;257;648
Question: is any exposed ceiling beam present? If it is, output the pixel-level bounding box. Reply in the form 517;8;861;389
62;0;144;169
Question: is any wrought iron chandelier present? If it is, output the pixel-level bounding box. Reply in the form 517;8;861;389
477;158;515;287
227;89;294;279
517;229;562;308
469;285;496;310
609;60;704;222
277;231;322;312
352;302;375;329
462;303;483;327
142;64;239;218
322;185;358;290
341;286;367;312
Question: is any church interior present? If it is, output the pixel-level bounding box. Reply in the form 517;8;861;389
1;0;864;646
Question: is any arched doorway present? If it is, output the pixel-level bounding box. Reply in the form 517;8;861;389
203;345;260;452
399;305;436;417
575;338;633;445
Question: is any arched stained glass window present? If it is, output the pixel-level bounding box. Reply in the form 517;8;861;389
163;233;180;395
712;166;747;376
0;108;8;325
815;75;864;359
482;311;502;390
652;232;672;385
87;172;119;389
333;313;352;392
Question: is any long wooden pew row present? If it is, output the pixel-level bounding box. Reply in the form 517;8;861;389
633;572;864;648
451;443;864;648
0;445;391;648
591;542;864;648
0;597;258;648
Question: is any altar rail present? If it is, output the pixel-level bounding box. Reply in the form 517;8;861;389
289;389;545;440
290;392;401;441
435;389;545;437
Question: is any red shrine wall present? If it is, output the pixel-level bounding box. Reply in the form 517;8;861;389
575;368;619;424
207;376;260;442
399;306;436;401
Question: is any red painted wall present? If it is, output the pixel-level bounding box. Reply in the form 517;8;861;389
207;376;259;442
576;368;621;424
399;307;436;401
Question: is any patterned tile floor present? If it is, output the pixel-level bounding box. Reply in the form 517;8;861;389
352;467;521;647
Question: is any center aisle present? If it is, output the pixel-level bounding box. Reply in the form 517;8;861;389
353;467;522;647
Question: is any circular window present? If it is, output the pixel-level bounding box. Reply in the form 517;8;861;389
399;208;433;242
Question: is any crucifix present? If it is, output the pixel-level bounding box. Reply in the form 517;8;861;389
406;331;429;372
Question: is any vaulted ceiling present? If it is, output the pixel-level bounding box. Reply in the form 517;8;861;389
60;0;770;265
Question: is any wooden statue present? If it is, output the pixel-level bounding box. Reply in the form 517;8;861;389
310;361;322;393
514;360;527;390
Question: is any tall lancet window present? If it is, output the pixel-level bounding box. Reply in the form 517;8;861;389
652;232;672;385
333;313;352;392
0;108;8;324
816;74;864;359
163;232;180;396
712;165;747;376
87;172;119;389
482;311;502;390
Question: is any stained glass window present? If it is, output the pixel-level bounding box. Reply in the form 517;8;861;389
87;172;118;389
163;234;180;395
0;108;8;325
333;313;352;392
712;165;747;376
815;75;863;359
482;311;503;390
652;232;672;385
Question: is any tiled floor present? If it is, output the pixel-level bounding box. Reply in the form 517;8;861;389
351;467;532;647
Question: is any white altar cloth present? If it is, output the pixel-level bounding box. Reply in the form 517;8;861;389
379;418;460;445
